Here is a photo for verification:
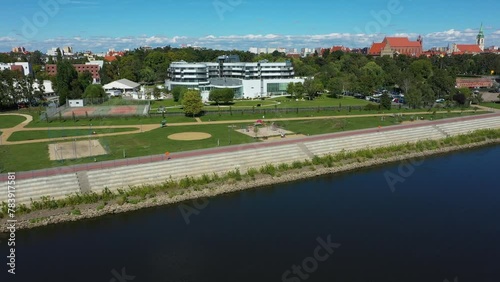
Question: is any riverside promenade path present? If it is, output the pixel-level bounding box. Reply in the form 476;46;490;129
1;111;500;205
1;111;499;181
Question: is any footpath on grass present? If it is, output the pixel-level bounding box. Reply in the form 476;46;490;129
0;109;491;145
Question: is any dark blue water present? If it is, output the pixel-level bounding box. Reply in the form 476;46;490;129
2;146;500;282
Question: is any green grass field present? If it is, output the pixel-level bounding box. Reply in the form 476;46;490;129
277;112;486;136
197;106;481;122
150;96;371;113
0;124;257;172
25;115;197;128
481;102;500;109
0;111;489;172
7;128;138;142
0;115;27;128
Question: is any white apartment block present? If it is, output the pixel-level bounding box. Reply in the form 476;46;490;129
166;56;304;99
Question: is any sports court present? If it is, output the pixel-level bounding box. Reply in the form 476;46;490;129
61;104;149;117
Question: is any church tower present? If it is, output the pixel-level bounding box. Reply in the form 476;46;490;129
477;23;485;51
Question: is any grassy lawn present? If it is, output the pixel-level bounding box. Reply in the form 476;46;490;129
198;106;482;122
25;115;197;128
0;110;489;172
276;112;487;136
273;96;372;107
7;128;138;142
0;115;27;128
0;111;489;172
481;102;500;109
0;124;257;172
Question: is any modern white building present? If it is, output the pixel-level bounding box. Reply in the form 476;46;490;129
103;79;140;92
166;55;304;99
0;62;31;76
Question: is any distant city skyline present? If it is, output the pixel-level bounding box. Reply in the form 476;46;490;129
1;0;499;53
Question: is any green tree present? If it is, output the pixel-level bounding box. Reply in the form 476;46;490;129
420;83;436;108
182;90;204;117
359;61;385;94
153;87;162;100
409;59;433;81
406;87;423;109
380;93;392;110
100;61;118;85
172;87;188;102
54;61;78;105
140;67;157;84
56;48;62;62
294;82;305;99
83;84;106;101
286;82;295;96
303;78;323;100
327;76;347;97
209;88;234;105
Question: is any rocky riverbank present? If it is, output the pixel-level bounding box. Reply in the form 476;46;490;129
1;138;499;233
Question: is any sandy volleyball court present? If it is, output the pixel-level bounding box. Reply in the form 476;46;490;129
48;140;107;160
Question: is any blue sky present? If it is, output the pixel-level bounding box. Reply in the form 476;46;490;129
1;0;499;52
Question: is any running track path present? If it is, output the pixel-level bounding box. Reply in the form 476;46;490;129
1;111;499;182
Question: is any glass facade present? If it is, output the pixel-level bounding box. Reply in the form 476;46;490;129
267;83;289;94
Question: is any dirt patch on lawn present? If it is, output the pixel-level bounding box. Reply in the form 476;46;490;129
401;120;431;125
168;132;212;141
48;139;107;160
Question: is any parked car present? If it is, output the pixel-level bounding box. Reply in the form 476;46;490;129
354;93;365;99
436;98;445;103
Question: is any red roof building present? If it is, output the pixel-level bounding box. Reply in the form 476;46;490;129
450;44;483;55
330;46;351;53
456;77;493;88
46;64;100;82
104;55;118;62
369;36;423;57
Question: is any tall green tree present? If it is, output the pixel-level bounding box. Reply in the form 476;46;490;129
172;87;188;102
182;90;203;117
83;84;106;101
54;61;78;105
209;88;234;105
303;78;323;100
380;93;392;110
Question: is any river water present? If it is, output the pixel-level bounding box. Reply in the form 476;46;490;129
2;146;500;282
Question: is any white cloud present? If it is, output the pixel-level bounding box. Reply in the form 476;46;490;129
2;28;499;53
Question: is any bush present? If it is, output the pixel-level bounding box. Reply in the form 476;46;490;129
364;104;380;111
292;161;303;169
227;168;242;181
70;209;81;216
260;164;277;176
246;168;259;178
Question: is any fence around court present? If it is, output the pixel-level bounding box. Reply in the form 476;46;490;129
148;104;408;117
39;98;151;121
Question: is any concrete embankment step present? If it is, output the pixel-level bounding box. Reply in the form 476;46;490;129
0;174;81;205
88;144;311;192
9;115;500;203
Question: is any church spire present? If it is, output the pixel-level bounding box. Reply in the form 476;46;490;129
477;23;485;51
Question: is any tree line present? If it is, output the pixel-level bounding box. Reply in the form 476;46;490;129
1;46;500;110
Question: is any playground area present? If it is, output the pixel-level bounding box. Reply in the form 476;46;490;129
236;120;295;139
48;139;108;161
